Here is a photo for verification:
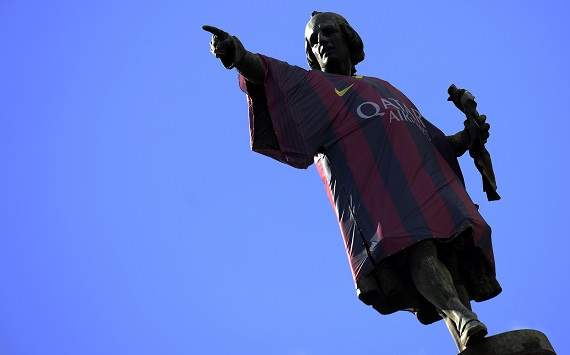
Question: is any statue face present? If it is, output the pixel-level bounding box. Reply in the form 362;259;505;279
305;13;352;75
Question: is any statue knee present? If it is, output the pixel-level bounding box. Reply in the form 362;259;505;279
409;240;438;266
408;241;439;281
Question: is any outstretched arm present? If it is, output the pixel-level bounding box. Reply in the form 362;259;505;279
202;25;265;84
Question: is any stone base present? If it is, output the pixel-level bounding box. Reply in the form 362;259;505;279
459;329;555;355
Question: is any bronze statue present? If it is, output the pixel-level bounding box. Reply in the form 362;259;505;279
202;12;554;354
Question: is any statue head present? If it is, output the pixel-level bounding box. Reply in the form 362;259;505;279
305;11;365;76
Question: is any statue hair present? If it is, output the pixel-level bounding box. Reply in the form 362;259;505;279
305;11;365;75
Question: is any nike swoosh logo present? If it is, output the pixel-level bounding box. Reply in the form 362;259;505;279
335;83;354;96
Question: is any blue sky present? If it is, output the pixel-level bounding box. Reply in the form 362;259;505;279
1;1;569;354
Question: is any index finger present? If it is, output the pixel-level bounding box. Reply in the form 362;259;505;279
202;25;228;38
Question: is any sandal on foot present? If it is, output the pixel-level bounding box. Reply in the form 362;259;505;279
459;319;488;350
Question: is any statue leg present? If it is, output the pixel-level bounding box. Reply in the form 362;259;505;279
408;240;487;351
440;282;474;350
442;315;462;350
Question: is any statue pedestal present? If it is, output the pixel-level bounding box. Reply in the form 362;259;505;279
459;329;555;355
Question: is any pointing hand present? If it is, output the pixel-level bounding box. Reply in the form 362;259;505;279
202;25;244;69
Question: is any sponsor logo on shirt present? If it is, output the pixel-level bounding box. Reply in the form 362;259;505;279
356;98;428;136
335;83;354;97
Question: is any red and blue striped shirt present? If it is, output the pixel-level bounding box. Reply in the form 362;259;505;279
239;55;496;287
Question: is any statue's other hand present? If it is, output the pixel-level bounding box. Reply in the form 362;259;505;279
202;25;237;69
478;115;490;144
464;114;491;144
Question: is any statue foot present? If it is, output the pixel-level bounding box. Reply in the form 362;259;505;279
459;319;488;350
458;329;556;355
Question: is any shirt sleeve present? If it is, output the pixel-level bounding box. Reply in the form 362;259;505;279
239;55;331;169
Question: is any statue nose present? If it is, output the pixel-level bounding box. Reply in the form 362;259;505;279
317;31;329;44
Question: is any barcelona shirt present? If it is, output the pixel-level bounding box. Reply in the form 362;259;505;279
238;55;497;294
